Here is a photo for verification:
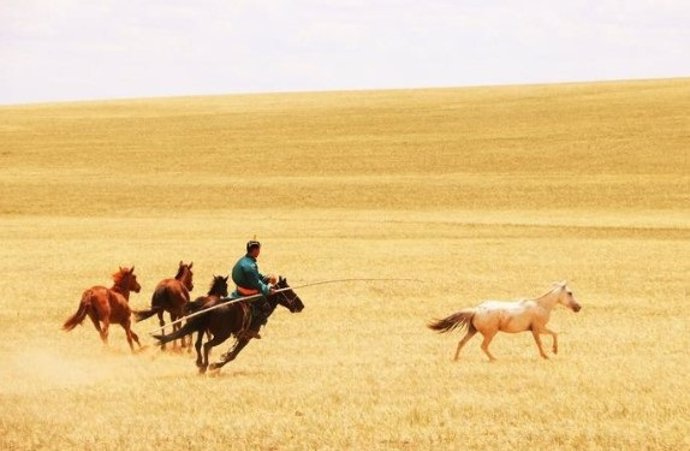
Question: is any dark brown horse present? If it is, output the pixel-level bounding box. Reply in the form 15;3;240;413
63;266;143;351
134;261;194;350
154;277;304;373
186;275;229;313
185;274;229;348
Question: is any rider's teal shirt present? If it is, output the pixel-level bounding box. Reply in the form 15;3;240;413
231;254;270;297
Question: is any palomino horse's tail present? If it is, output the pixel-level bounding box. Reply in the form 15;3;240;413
427;309;475;334
63;292;91;331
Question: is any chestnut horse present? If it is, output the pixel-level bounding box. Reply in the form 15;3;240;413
428;281;582;361
134;261;194;350
63;266;143;351
154;277;304;373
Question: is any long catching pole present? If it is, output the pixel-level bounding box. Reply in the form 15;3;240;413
147;287;288;336
146;277;421;336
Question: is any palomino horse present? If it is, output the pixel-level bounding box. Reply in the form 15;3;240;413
428;281;581;361
63;266;143;351
134;261;194;350
154;277;304;373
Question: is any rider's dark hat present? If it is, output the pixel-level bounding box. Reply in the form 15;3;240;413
246;240;261;252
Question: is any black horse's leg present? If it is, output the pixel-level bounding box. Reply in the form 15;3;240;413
194;331;204;368
211;337;251;371
201;331;231;374
186;320;193;353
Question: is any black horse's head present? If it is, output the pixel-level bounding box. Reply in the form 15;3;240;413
273;276;304;313
208;275;229;297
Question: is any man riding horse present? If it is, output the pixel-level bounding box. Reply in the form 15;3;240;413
229;239;277;339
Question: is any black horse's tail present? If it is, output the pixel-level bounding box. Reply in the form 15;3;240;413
153;314;206;345
427;309;476;334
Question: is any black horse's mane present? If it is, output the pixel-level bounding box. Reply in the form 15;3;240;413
207;275;227;295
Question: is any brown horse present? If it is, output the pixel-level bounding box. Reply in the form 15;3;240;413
134;261;194;350
185;274;229;351
154;277;304;374
63;266;143;351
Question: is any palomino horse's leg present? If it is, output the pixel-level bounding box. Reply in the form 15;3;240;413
530;329;549;359
480;332;498;361
540;326;558;354
157;311;166;350
454;329;477;361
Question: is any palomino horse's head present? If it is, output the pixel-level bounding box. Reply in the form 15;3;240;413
114;266;141;293
208;275;229;297
175;261;194;291
555;281;581;312
273;276;305;313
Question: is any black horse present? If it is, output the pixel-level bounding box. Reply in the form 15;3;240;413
180;275;228;354
185;274;229;314
154;276;304;373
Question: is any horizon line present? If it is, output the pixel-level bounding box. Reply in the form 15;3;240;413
2;75;688;108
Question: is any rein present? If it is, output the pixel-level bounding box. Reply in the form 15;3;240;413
146;277;420;336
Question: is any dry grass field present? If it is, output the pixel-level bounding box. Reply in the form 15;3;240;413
0;78;688;450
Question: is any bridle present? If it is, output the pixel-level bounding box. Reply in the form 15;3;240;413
274;286;300;311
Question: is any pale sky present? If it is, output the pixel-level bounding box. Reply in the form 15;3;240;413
1;0;689;105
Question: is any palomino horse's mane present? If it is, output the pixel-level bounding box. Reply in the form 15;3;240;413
534;280;567;299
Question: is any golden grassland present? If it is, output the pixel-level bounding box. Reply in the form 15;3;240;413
0;79;688;450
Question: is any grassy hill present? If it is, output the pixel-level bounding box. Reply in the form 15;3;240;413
0;79;688;450
1;79;688;215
